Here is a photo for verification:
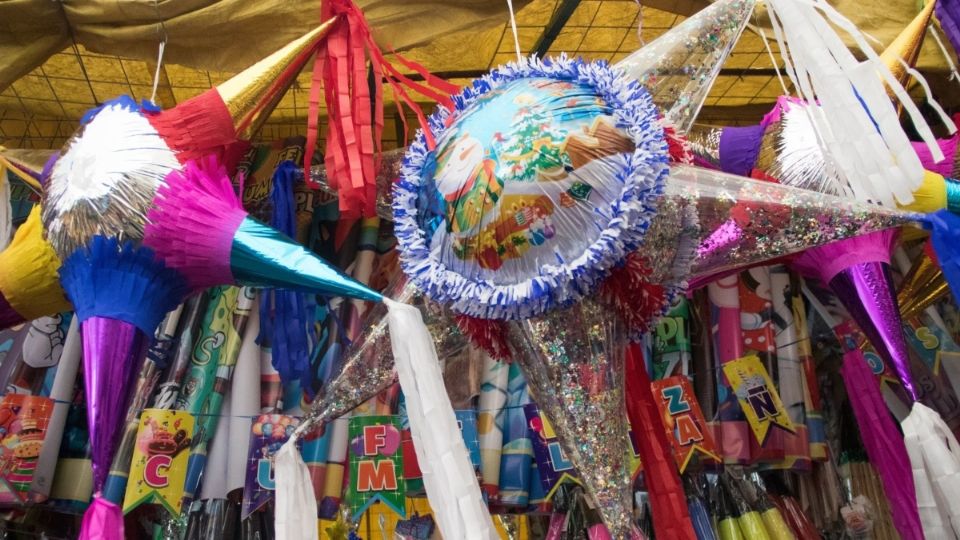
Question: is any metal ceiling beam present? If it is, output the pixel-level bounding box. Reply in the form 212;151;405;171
533;0;583;57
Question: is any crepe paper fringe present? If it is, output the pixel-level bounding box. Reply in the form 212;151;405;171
0;206;70;321
145;156;248;291
841;349;924;540
938;0;960;54
146;89;238;164
764;0;946;207
624;344;698;540
791;229;896;284
274;439;317;540
597;253;667;339
663;123;694;165
902;402;960;538
455;315;513;361
59;236;187;335
259;160;318;388
79;95;157;126
395;54;669;320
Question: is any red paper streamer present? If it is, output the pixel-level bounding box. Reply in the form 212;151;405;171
304;0;458;218
624;344;698;540
455;315;513;361
597;253;667;335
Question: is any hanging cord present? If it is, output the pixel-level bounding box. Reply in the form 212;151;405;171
930;23;960;89
635;0;645;46
506;0;523;62
150;0;169;104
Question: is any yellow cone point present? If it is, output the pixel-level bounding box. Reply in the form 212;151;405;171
216;18;338;140
0;206;70;320
880;1;936;93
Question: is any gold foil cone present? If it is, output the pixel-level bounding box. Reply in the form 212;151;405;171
880;1;935;94
0;206;70;319
897;250;949;321
216;18;337;140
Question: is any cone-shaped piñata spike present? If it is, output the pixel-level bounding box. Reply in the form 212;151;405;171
508;300;640;538
897;242;949;321
58;236;187;540
880;0;937;93
0;206;70;329
615;0;755;132
145;157;382;302
793;230;918;401
147;19;336;161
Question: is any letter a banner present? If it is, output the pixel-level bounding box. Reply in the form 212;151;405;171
650;376;720;472
722;355;794;446
123;409;193;515
346;416;405;519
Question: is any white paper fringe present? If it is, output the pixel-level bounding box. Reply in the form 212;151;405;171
903;402;960;538
765;0;949;207
275;299;496;540
385;298;497;539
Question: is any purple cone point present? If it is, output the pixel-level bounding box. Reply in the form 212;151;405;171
81;316;148;492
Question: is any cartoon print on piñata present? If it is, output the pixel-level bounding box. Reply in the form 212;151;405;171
414;75;646;283
396;56;670;320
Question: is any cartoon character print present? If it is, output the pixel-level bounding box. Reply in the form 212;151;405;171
137;417;190;459
433;132;503;234
23;315;65;369
452;195;555;270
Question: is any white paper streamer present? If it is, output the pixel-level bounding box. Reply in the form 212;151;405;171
765;0;945;207
902;402;960;538
274;438;318;540
275;300;495;540
385;298;497;540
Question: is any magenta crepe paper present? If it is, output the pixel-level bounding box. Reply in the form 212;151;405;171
841;348;923;540
79;497;125;540
911;135;958;178
81;316;148;492
144;157;247;290
792;230;918;401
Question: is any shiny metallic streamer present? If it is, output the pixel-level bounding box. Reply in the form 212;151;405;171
42;103;178;259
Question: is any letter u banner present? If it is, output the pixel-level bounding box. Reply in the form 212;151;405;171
123;409;193;515
346;416;406;519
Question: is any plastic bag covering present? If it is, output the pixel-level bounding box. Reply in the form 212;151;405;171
508;300;640;539
297;275;467;435
395;56;669;321
631;164;922;293
614;0;755;133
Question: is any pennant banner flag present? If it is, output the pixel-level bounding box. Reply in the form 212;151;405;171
722;355;795;445
122;409;193;515
242;413;300;519
653;297;692;380
0;394;53;503
346;415;406;519
650;376;720;472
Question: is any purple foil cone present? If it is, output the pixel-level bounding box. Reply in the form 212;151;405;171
829;262;918;402
81;316;148;491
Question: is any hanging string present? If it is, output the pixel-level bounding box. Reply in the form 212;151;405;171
150;0;168;105
506;0;523;62
635;0;645;46
930;23;960;89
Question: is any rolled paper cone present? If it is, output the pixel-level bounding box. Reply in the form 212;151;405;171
498;361;533;507
625;344;698;540
708;275;752;465
478;352;508;500
152;293;210;410
769;265;810;471
31;317;81;499
227;296;260;493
